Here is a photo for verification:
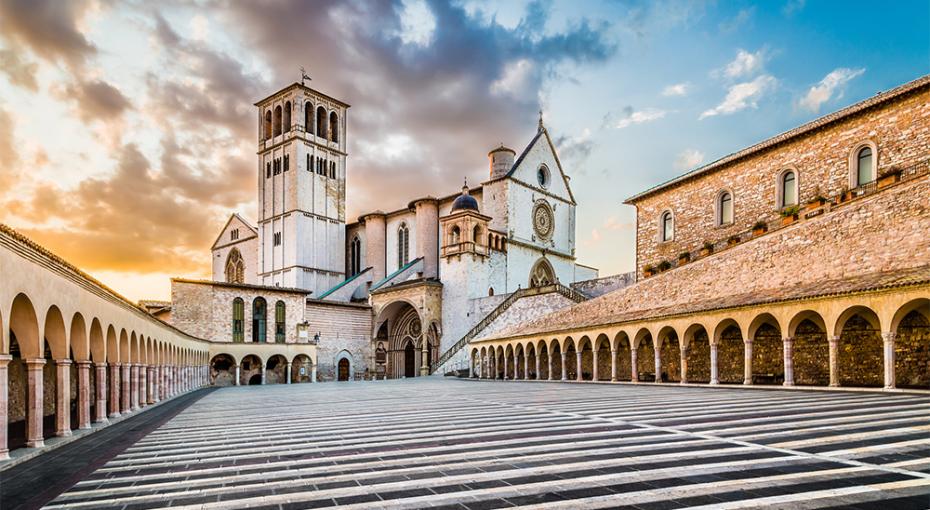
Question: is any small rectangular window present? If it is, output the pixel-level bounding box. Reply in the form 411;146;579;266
266;162;271;178
273;232;282;246
231;228;239;241
284;155;289;171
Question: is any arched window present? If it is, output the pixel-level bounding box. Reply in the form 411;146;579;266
273;106;282;137
283;102;291;133
316;106;326;138
529;258;556;287
349;235;361;276
274;301;286;343
451;225;461;244
304;101;312;133
398;223;409;268
264;110;272;139
329;112;339;143
717;191;733;225
252;298;267;343
488;287;494;296
778;170;798;208
232;298;244;343
225;248;245;284
856;146;874;186
473;225;481;245
659;211;674;242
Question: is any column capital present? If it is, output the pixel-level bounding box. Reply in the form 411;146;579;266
782;336;795;343
55;358;73;366
828;335;840;343
0;353;12;366
882;331;896;342
111;361;122;368
25;357;47;367
75;359;92;367
743;338;753;345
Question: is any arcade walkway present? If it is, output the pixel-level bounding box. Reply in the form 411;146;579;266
10;379;930;509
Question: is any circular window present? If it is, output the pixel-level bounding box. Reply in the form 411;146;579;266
533;201;555;239
537;165;550;188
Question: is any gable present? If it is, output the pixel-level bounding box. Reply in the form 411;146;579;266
506;128;575;204
211;213;258;250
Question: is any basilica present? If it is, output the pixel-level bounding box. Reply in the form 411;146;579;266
169;82;607;381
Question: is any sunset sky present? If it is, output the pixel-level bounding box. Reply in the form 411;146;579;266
0;0;927;302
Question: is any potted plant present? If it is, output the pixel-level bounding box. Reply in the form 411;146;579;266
780;205;800;226
699;241;714;257
643;265;656;277
840;186;851;202
727;235;741;247
657;260;672;272
677;252;691;265
752;221;768;236
805;188;829;211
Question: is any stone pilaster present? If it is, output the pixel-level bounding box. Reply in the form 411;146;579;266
560;352;567;381
55;359;72;437
121;363;131;413
139;365;147;407
286;362;292;384
575;351;582;382
109;363;121;418
654;345;662;384
130;364;139;411
680;347;689;384
75;360;91;429
0;354;12;459
25;358;46;448
630;348;639;383
95;362;108;423
592;349;599;381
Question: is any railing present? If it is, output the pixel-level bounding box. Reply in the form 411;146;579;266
440;242;489;258
432;282;587;373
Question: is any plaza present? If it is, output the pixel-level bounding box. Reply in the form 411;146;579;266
5;378;928;509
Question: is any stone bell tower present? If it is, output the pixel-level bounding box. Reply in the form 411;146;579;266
254;82;350;294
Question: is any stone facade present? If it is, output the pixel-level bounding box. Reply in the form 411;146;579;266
305;299;371;381
628;77;930;277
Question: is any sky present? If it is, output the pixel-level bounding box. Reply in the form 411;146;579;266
0;0;927;302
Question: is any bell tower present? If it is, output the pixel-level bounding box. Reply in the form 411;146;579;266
254;82;350;294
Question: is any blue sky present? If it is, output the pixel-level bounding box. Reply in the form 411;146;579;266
0;0;927;300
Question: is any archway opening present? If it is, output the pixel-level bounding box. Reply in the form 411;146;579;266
537;343;549;380
549;342;561;380
595;337;610;381
636;334;654;382
716;323;744;384
337;358;350;381
614;334;632;382
794;318;829;386
210;354;235;386
404;342;416;378
752;322;784;385
837;312;882;387
247;374;262;386
660;334;681;382
895;307;929;389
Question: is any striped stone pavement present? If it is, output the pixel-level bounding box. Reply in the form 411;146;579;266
46;379;930;509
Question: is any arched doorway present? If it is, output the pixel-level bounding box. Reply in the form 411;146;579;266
404;342;416;378
247;374;262;385
529;258;556;287
337;358;350;381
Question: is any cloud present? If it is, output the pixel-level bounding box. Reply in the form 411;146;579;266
675;148;705;170
661;82;689;97
57;79;132;123
491;59;537;98
0;108;18;175
0;48;39;91
0;0;97;70
723;49;766;79
605;106;668;129
783;0;806;16
552;128;594;170
799;67;865;113
719;8;754;33
700;75;776;119
395;0;436;47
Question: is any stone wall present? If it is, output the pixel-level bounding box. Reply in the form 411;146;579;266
572;272;635;298
631;84;930;276
306;299;371;381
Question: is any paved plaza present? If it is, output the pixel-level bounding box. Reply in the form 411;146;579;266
20;380;930;509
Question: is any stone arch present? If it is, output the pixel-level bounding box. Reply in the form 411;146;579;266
292;353;313;383
335;350;354;381
316;106;327;138
682;323;710;383
514;343;525;379
529;258;556;288
210;353;235;386
273;105;282;136
10;293;40;359
633;328;654;382
834;305;883;387
264;109;272;139
504;344;514;379
225;248;245;284
329;111;339;143
44;305;68;360
240;354;262;385
265;354;288;384
748;313;783;385
548;339;561;380
577;336;593;381
713;319;744;384
525;342;537;379
563;337;577;380
118;330;129;364
70;313;89;362
892;298;930;389
495;345;505;379
89;319;105;363
789;310;829;386
613;331;632;382
657;326;681;382
594;333;610;381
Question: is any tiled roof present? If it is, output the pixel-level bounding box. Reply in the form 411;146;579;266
480;264;930;342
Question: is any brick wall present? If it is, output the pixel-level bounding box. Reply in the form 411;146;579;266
630;85;930;276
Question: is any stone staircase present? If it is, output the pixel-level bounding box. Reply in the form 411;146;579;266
432;283;588;375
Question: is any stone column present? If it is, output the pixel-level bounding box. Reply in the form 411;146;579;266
139;365;147;407
76;361;91;429
783;337;795;386
534;355;541;380
548;355;554;381
593;349;599;381
420;340;429;377
523;354;529;380
121;363;131;413
560;352;567;381
654;345;662;384
610;350;617;382
55;359;72;437
25;358;46;448
743;340;753;385
130;364;139;411
883;332;896;389
95;363;108;423
828;336;840;387
152;366;160;402
260;365;265;385
234;364;240;386
631;348;638;382
503;354;509;380
311;364;317;382
709;343;719;385
0;354;11;459
575;351;582;382
109;363;121;418
680;347;689;384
